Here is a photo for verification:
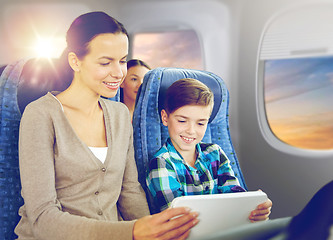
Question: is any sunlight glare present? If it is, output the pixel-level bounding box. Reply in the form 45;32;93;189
34;36;65;58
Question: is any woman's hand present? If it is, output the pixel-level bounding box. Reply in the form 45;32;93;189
249;195;272;222
133;207;199;240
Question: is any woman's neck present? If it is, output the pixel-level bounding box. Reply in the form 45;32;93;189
122;95;135;112
122;95;135;120
56;79;101;114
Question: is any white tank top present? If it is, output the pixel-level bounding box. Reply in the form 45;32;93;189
88;147;108;163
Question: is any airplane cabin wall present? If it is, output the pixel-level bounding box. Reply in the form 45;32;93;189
236;0;333;219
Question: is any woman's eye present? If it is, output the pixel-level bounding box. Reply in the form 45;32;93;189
131;78;138;81
120;60;127;64
100;62;109;66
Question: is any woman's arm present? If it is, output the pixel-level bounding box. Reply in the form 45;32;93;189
117;126;150;220
133;207;199;240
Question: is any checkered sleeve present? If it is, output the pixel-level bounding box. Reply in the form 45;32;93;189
146;156;182;211
216;145;246;193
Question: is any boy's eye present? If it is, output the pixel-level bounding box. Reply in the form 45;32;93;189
178;120;186;123
131;77;138;81
100;62;110;66
120;60;127;64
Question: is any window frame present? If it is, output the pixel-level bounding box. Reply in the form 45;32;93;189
256;3;333;156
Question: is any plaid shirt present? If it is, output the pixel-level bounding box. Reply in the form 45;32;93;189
146;138;245;211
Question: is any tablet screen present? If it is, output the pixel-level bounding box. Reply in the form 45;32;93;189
170;191;268;240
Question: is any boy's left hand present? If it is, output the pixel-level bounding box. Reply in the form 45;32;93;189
248;192;272;222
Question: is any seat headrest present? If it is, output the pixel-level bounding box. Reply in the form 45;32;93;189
157;68;223;123
0;65;6;75
17;58;72;113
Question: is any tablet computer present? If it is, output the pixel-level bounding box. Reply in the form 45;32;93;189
170;191;268;240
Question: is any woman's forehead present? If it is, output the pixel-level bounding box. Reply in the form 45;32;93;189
87;33;128;57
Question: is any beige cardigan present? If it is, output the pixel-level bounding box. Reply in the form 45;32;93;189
15;92;150;240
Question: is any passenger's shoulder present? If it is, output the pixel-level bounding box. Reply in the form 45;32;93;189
100;98;128;112
23;92;58;114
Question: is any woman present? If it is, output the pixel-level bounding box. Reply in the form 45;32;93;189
15;11;198;240
120;59;151;120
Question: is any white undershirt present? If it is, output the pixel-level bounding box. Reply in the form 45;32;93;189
89;147;108;163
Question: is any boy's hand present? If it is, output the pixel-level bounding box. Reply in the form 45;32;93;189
249;190;272;222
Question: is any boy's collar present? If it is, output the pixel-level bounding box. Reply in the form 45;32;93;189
165;137;204;162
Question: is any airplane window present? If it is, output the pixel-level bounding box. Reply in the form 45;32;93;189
131;30;204;70
263;56;333;150
258;3;333;152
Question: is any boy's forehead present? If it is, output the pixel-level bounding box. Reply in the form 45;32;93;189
172;104;212;119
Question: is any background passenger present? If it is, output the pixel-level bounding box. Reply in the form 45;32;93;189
15;11;198;240
120;59;151;120
284;180;333;240
146;78;272;222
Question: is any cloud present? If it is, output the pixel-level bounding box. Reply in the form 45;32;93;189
264;57;333;103
268;111;333;149
131;30;203;70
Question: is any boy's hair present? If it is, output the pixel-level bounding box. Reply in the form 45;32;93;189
164;78;214;114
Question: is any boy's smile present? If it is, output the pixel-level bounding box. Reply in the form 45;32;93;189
161;104;212;161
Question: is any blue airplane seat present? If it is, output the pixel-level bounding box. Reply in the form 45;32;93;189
132;67;247;213
0;58;119;240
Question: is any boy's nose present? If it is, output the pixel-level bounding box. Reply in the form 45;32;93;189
185;123;196;134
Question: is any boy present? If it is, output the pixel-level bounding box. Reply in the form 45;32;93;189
146;78;272;221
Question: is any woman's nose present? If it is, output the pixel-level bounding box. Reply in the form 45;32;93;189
110;63;124;79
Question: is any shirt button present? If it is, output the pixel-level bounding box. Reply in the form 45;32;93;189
97;210;103;215
95;191;99;195
101;167;106;172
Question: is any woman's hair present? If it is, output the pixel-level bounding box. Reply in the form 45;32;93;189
58;11;128;81
127;59;151;70
164;78;214;114
66;11;128;59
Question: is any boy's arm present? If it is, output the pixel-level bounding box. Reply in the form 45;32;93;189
146;157;182;211
216;146;246;193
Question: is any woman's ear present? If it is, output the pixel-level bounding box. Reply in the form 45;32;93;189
68;52;81;72
161;109;169;127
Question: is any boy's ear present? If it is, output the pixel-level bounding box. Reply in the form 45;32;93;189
68;52;81;72
161;109;168;127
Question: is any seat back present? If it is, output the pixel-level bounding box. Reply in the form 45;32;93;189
133;67;247;213
0;58;119;239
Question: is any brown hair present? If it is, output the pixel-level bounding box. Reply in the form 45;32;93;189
127;59;151;70
66;11;128;59
164;78;214;114
59;11;128;81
